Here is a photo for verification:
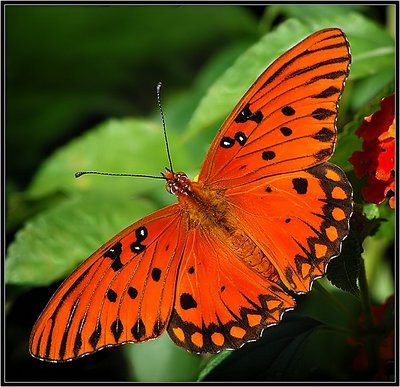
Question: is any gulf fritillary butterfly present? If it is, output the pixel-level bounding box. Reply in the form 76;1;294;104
30;28;353;362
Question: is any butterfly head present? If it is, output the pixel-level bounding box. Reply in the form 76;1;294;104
162;169;191;196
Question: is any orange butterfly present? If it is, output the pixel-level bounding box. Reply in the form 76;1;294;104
30;28;353;362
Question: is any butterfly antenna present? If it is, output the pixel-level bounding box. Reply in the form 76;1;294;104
75;171;165;179
75;83;173;181
157;82;174;172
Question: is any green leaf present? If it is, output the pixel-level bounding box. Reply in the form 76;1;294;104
268;4;368;19
199;314;323;381
6;190;66;234
326;229;362;296
260;4;369;31
350;71;394;110
344;20;394;82
200;307;360;381
6;191;157;286
27;118;193;198
125;334;201;382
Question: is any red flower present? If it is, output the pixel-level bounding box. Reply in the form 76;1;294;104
349;94;395;208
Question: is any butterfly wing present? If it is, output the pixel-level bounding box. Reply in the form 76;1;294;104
199;28;350;188
30;204;186;362
167;227;295;353
176;28;353;349
225;162;353;293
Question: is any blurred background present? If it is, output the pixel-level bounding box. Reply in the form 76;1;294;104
5;4;395;382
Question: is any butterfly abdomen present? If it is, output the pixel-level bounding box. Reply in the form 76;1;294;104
228;229;280;281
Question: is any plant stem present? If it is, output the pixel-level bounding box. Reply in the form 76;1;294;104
358;256;379;374
358;257;374;329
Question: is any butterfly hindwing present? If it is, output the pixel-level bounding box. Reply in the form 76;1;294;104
199;28;350;188
30;205;185;362
225;162;353;292
167;227;295;353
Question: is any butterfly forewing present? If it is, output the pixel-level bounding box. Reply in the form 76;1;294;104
199;28;350;188
30;205;185;361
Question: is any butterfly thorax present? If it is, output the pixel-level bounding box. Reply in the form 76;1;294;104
163;169;227;224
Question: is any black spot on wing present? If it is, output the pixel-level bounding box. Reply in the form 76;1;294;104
234;131;248;146
111;318;124;342
280;127;293;136
220;137;235;149
292;178;308;194
130;242;145;254
315;148;332;161
105;242;123;271
111;257;123;271
262;151;276;161
151;268;161;282
89;323;102;350
107;289;117;303
313;127;335;142
281;106;295;116
104;242;122;260
153;320;164;336
128;286;138;299
131;318;146;341
135;226;148;242
180;293;197;310
311;108;335;120
235;103;263;124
